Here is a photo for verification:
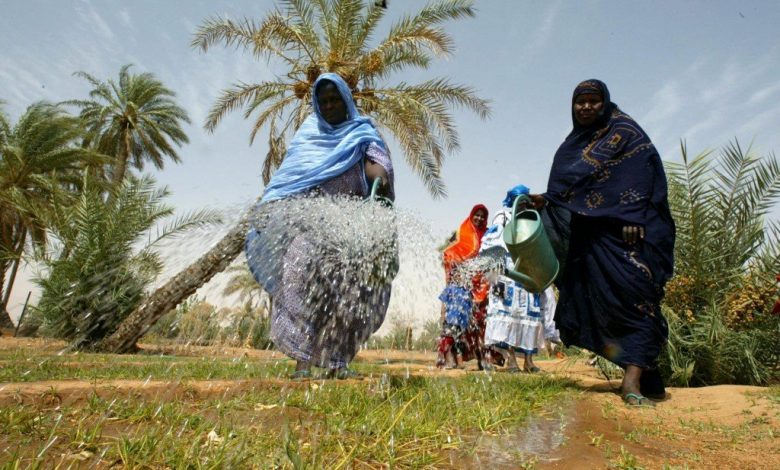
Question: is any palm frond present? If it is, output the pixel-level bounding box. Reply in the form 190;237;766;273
192;0;487;198
205;82;290;133
149;209;223;247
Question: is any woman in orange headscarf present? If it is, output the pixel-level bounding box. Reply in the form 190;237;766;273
443;204;489;278
437;204;490;368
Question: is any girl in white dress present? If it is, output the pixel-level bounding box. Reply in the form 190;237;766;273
479;185;555;372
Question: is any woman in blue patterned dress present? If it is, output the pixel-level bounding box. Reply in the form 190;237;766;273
531;80;675;405
245;73;395;379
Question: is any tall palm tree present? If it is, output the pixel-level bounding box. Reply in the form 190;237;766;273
66;65;191;189
192;0;488;196
99;0;489;352
0;102;103;327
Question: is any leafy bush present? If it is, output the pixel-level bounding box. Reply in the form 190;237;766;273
224;303;273;349
660;140;780;386
33;176;219;348
662;305;778;386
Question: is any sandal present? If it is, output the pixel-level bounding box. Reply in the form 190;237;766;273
290;369;312;380
623;392;655;407
524;366;542;374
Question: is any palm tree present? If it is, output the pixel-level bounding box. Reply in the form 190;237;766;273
99;0;489;352
96;218;248;352
66;65;190;189
222;264;271;348
222;263;267;310
0;102;103;328
661;139;780;386
192;0;488;195
665;140;780;311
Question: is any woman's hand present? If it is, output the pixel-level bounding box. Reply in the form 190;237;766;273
365;159;392;199
622;225;645;245
528;194;547;210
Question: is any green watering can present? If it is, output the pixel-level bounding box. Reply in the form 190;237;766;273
502;194;559;293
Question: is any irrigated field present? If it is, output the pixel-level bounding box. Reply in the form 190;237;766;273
1;338;777;469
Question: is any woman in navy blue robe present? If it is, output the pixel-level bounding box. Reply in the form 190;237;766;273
532;80;675;405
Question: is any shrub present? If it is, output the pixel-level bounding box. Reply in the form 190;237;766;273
661;140;780;386
33;176;219;349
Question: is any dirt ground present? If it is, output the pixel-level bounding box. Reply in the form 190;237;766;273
1;337;778;469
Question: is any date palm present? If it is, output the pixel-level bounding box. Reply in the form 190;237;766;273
99;0;489;352
661;139;780;386
223;263;267;310
192;0;489;195
665;140;780;309
66;64;190;188
0;102;103;328
36;174;221;348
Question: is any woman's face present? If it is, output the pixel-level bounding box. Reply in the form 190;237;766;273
471;208;487;227
317;82;348;125
573;92;604;126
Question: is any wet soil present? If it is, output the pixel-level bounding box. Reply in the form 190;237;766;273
1;337;778;469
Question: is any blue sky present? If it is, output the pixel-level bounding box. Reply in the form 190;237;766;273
2;0;780;229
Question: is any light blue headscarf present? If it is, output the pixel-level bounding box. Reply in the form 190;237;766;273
260;73;386;203
502;184;530;207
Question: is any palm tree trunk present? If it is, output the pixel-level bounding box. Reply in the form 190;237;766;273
0;264;13;329
111;129;131;189
1;229;27;313
95;218;249;353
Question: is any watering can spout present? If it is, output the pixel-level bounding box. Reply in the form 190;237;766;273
501;194;559;293
504;268;539;291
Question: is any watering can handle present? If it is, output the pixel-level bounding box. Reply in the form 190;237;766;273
511;194;533;219
369;177;384;200
369;177;394;207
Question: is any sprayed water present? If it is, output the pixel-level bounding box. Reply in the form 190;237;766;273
152;195;445;343
9;193;582;467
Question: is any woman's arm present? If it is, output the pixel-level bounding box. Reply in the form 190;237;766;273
365;159;393;200
365;159;389;185
364;142;395;201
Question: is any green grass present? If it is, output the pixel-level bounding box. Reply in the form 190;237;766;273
0;347;298;383
0;348;575;468
766;386;780;404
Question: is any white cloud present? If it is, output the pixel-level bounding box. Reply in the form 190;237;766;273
522;1;562;58
680;110;724;145
118;8;133;29
748;81;780;105
699;61;740;104
75;0;115;42
640;81;682;135
735;105;780;141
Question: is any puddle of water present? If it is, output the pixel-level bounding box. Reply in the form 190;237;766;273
450;400;573;468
